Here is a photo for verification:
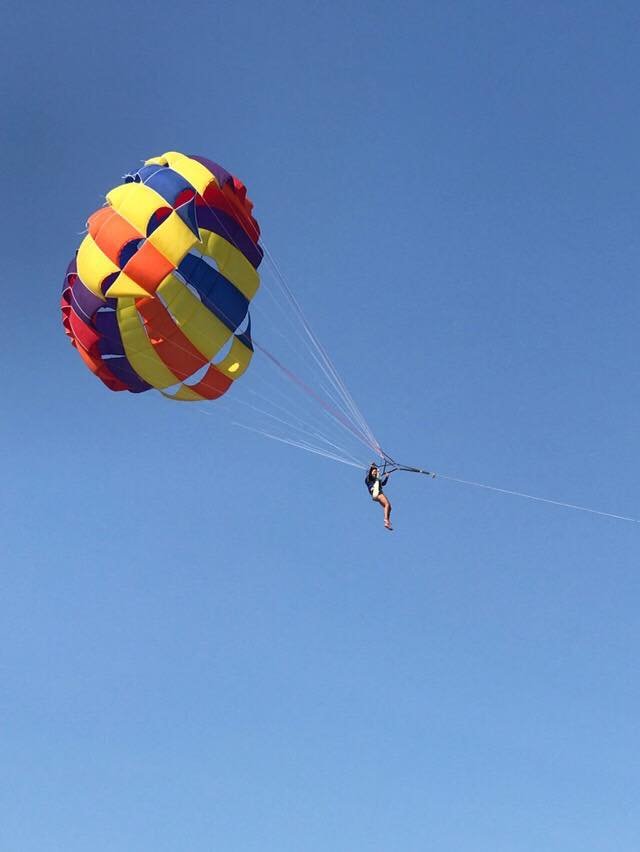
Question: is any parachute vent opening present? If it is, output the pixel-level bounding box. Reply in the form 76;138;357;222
201;253;220;273
235;312;250;336
162;382;182;396
213;335;234;363
183;362;210;386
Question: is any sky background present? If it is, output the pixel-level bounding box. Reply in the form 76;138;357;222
2;1;640;850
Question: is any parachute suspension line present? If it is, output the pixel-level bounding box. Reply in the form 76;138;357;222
188;368;367;468
243;388;366;467
260;244;383;456
226;393;366;468
190;363;366;466
253;339;381;456
196;406;364;469
227;368;364;463
237;344;373;465
232;422;368;469
250;284;366;438
253;270;377;452
246;378;352;450
195;327;375;466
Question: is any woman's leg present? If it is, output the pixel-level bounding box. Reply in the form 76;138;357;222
378;494;392;527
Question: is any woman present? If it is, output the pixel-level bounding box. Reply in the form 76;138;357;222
365;463;393;530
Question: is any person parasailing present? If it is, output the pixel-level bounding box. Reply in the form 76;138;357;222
365;462;393;530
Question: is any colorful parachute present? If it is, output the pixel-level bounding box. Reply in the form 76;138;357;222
61;152;263;401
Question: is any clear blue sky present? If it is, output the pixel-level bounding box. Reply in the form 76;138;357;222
2;2;640;850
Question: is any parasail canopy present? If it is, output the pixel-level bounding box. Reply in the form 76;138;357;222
61;152;263;402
